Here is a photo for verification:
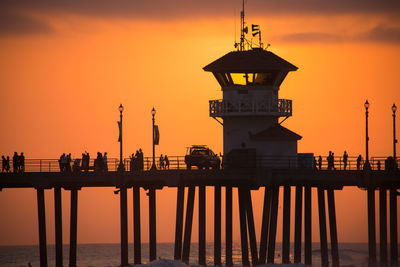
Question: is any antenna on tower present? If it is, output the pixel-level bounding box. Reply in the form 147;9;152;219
240;0;247;51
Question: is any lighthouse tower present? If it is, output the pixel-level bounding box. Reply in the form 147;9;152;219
203;7;301;167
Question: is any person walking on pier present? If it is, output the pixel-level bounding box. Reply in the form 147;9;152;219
139;148;144;170
20;153;25;173
12;152;18;173
159;154;164;169
327;151;333;170
318;155;322;170
343;151;348;170
5;156;10;172
104;152;108;172
357;154;362;170
2;156;6;172
164;155;170;169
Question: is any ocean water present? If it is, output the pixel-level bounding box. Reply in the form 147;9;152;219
0;242;394;267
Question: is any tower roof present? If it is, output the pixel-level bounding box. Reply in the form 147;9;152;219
203;48;298;73
249;124;302;141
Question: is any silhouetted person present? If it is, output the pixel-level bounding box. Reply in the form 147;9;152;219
357;155;362;170
377;160;381;171
85;152;90;172
159;154;164;169
164;155;170;169
139;148;144;170
66;153;72;172
104;152;108;172
60;153;67;172
385;156;396;171
343;151;348;170
327;151;332;170
12;152;18;173
5;156;10;172
2;156;6;172
318;155;322;170
19;153;25;173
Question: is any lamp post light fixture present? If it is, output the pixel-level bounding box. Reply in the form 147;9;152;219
364;100;371;170
118;104;125;172
151;107;157;170
393;103;397;169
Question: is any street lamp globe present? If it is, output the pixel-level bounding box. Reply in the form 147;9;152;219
392;103;397;113
364;100;370;110
151;107;156;116
119;104;124;113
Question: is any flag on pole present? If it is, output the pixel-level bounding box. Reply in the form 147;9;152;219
154;125;160;145
117;121;122;142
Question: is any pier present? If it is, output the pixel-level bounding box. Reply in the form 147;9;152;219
0;157;399;267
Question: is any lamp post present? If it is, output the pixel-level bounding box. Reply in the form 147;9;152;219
118;104;124;172
364;100;371;170
151;107;157;170
393;104;397;168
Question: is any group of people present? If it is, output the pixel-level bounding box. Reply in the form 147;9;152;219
94;152;108;172
130;149;144;171
58;153;72;172
159;154;170;169
1;153;25;173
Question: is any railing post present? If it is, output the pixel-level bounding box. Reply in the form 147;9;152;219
177;157;180;170
40;160;42;172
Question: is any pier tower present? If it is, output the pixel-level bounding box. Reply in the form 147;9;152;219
203;7;301;167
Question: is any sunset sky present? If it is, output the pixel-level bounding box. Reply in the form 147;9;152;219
0;0;399;247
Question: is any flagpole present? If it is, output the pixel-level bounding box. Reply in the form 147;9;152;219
151;107;157;170
118;104;124;172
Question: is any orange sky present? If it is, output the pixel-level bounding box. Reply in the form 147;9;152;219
0;1;399;246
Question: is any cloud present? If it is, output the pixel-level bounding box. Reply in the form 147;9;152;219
0;11;52;36
279;25;400;44
360;25;400;43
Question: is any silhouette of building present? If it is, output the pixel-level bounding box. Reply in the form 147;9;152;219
204;47;301;167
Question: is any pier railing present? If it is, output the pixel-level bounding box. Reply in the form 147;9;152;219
1;155;398;173
209;98;292;117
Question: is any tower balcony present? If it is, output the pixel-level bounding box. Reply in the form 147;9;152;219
209;98;292;117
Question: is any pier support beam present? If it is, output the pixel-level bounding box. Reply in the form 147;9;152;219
367;188;377;267
54;187;63;267
238;188;249;266
198;185;206;266
379;188;387;266
120;187;128;266
69;189;78;267
267;186;279;264
259;187;271;265
389;189;398;266
182;186;195;264
327;189;339;267
317;188;328;267
245;189;258;266
225;186;233;267
37;188;48;267
149;188;157;262
133;186;141;265
214;186;222;266
304;186;312;266
174;186;185;260
282;186;291;264
294;186;302;264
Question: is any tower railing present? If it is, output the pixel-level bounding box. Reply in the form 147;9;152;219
209;98;292;117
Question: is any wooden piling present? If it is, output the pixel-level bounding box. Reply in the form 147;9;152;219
133;186;141;264
214;186;222;266
282;186;291;264
317;188;328;267
37;188;48;267
304;186;312;266
120;187;128;266
327;189;339;267
259;187;271;264
174;186;185;260
245;189;258;266
389;188;398;266
149;188;157;262
379;188;387;266
294;186;302;264
54;187;63;267
69;189;78;267
182;186;195;264
199;185;206;266
267;186;279;264
238;188;250;266
225;186;233;267
367;188;377;267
